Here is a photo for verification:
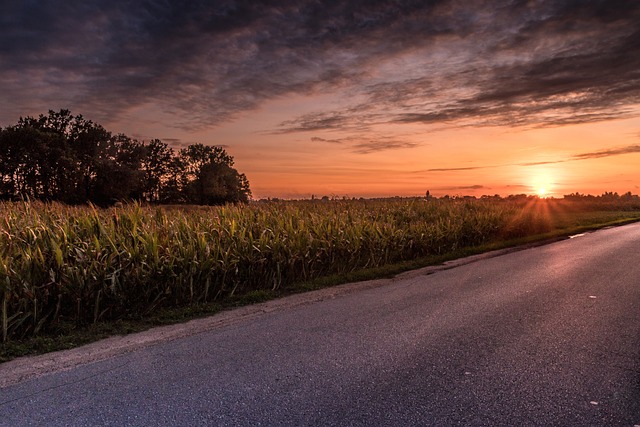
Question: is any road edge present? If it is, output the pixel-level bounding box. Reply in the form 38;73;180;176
0;231;594;389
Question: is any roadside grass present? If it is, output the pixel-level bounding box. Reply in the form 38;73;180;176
2;199;640;363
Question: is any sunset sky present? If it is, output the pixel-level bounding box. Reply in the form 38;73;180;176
1;0;639;199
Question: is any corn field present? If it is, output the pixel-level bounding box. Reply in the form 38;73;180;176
0;197;637;342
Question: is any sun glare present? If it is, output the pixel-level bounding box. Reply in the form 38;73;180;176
529;169;555;198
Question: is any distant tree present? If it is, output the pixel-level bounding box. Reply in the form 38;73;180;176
142;139;174;203
158;156;186;204
91;135;147;205
194;163;250;204
0;125;45;198
47;110;113;203
178;143;250;205
0;111;82;201
563;192;584;200
0;110;116;203
600;191;619;201
621;191;637;201
0;110;251;205
179;143;233;176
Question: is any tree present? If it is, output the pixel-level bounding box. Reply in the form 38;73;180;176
142;139;174;203
0;109;115;203
195;163;251;205
178;143;249;205
0;115;73;200
0;110;251;205
159;156;187;204
91;134;147;205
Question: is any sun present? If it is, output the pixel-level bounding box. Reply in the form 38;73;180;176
529;168;555;198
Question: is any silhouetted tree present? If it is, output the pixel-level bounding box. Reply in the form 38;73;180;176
178;143;250;205
142;139;174;203
91;135;147;205
160;156;188;204
194;163;251;205
0;110;251;205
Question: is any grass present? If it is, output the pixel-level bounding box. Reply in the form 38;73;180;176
1;196;640;362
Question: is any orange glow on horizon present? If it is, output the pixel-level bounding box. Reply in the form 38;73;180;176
122;102;640;200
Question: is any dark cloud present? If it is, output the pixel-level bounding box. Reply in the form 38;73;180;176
310;136;343;144
282;113;354;133
311;135;419;153
432;184;486;192
351;139;419;154
572;144;640;160
428;143;640;172
1;0;639;132
276;0;640;132
427;166;495;172
518;160;566;166
520;144;640;165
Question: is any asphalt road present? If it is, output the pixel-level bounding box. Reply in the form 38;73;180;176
2;223;640;426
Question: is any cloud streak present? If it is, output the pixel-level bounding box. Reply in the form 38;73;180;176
311;135;419;154
572;144;640;160
427;166;498;172
427;143;640;172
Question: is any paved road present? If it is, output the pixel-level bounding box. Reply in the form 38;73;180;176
2;223;640;426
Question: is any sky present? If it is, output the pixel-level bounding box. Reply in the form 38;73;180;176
1;0;640;199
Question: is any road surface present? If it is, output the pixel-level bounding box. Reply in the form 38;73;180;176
1;223;640;426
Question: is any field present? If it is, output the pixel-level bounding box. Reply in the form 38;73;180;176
2;196;640;356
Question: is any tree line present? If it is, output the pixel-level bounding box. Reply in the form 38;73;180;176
0;110;251;206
